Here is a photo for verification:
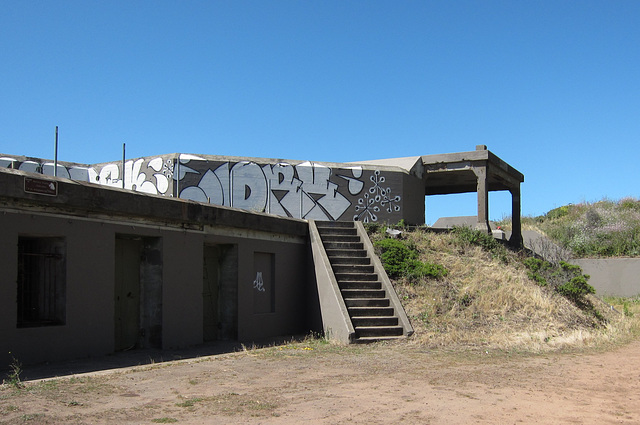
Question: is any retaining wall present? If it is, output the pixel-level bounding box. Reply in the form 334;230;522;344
571;259;640;297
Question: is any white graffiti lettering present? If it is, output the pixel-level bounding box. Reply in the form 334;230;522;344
253;272;265;292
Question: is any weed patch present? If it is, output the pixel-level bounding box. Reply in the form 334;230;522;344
3;352;23;389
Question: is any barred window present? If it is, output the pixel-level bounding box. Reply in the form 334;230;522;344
17;237;66;327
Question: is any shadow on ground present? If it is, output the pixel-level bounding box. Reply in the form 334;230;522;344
3;336;302;382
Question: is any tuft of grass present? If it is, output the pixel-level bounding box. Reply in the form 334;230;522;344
176;397;204;408
152;418;178;423
3;352;24;389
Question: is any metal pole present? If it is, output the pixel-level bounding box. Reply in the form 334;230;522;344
54;126;58;177
176;155;181;198
122;143;126;189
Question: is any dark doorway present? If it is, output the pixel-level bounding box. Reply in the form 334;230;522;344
114;235;163;351
203;244;238;342
114;237;142;351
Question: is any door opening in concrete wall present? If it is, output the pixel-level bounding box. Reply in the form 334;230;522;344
253;252;275;314
17;236;66;328
114;235;163;351
203;244;238;342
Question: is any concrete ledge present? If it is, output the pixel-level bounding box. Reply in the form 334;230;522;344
0;167;308;237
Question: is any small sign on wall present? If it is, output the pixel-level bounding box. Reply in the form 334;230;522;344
24;177;58;196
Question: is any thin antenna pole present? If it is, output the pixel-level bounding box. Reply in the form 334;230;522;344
122;143;126;189
176;154;180;198
54;126;58;177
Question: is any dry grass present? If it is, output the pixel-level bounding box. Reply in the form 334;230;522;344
384;230;640;352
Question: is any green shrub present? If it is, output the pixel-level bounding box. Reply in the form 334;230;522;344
546;205;570;220
556;261;595;302
408;260;449;279
373;238;447;281
523;258;596;311
374;238;417;279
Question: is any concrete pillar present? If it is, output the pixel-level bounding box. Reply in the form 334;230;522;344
509;185;523;248
474;164;491;234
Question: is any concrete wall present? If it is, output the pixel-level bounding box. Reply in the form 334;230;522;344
571;259;640;297
1;153;417;224
0;209;312;367
0;167;314;367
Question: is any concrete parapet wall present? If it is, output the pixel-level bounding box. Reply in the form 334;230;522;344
1;153;413;224
570;259;640;297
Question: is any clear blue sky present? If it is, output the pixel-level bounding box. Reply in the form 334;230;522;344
2;1;638;224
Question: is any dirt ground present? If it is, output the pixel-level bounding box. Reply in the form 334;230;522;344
2;339;640;424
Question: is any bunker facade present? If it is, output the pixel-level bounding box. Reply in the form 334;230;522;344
0;146;523;366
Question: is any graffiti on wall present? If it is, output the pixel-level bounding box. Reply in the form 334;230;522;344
0;156;98;182
97;157;174;195
354;170;402;222
176;155;402;222
253;272;265;292
0;155;175;196
0;153;403;222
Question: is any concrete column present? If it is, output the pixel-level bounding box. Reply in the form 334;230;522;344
509;185;523;248
474;164;491;233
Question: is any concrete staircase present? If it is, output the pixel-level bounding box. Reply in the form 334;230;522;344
314;221;411;342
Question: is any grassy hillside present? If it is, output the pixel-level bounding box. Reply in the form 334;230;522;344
501;197;640;258
367;225;640;352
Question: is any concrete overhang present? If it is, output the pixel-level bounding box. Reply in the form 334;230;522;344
421;148;524;195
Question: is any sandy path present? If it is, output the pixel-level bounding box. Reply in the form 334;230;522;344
2;340;640;424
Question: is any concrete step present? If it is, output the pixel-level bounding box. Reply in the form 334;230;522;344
332;264;374;274
344;298;390;308
352;316;398;327
315;221;355;229
317;227;358;236
341;289;386;298
323;241;364;250
348;306;395;317
353;335;406;344
329;256;370;265
335;272;378;282
322;235;361;242
355;326;404;338
325;249;367;258
339;280;381;290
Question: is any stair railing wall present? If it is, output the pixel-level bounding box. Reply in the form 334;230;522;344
309;220;356;343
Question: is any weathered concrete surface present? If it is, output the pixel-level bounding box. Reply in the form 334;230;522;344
521;230;572;264
0;167;314;367
308;220;355;343
571;258;640;297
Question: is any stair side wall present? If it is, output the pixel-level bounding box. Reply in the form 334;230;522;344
308;220;356;343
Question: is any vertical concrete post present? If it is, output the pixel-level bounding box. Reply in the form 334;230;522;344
509;185;523;248
473;163;491;234
473;145;491;234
